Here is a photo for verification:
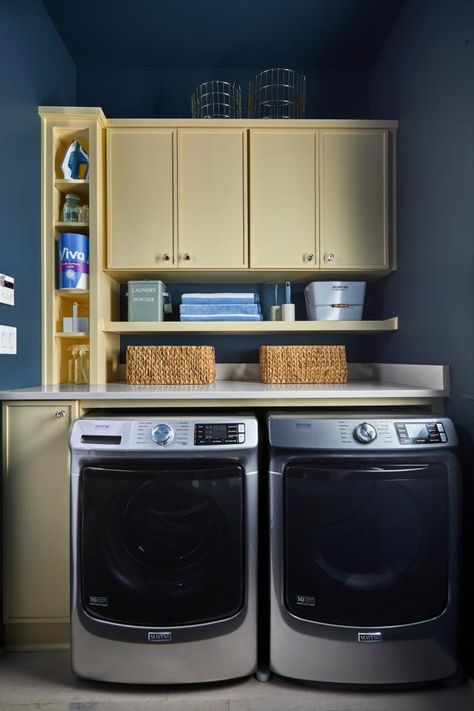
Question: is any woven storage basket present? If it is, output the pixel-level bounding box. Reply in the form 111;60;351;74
259;345;347;384
126;346;216;385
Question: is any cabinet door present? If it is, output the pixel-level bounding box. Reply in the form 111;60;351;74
107;129;175;269
178;129;247;269
3;402;77;623
250;130;317;269
320;130;389;269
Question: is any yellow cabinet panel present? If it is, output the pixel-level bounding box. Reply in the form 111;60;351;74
3;402;77;623
250;130;317;269
107;129;175;269
320;130;389;269
178;129;247;269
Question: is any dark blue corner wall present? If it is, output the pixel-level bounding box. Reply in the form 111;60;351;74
372;0;474;443
372;0;474;669
77;67;371;119
0;0;75;388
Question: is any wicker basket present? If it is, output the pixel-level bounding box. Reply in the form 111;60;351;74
259;345;347;384
126;346;216;385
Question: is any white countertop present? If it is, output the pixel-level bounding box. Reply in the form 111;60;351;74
0;364;449;401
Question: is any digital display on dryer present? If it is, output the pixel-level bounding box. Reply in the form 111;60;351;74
395;422;446;444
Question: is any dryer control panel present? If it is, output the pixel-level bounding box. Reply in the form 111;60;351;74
268;416;458;450
395;421;447;444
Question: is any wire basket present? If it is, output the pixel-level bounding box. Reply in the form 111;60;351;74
248;68;306;119
191;81;242;118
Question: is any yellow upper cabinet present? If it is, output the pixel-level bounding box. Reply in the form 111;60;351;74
250;130;317;269
177;129;248;269
319;129;389;270
107;129;175;269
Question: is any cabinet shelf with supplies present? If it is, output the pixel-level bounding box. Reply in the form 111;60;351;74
40;108;398;386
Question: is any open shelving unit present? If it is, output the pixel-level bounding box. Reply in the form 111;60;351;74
40;107;120;385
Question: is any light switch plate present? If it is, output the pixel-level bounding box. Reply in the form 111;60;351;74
0;325;16;354
0;274;14;305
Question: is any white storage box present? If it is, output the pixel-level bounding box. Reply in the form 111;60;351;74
305;281;366;321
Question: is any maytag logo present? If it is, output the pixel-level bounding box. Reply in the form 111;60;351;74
148;631;172;642
358;632;382;643
333;284;349;289
295;423;312;429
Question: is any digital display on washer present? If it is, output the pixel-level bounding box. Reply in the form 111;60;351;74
194;423;245;445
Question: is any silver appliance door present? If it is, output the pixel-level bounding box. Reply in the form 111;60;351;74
80;459;244;628
284;460;449;627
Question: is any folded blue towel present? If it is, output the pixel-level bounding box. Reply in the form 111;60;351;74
180;314;263;321
180;303;261;315
181;292;260;304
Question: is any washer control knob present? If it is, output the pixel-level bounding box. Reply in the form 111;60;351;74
353;422;377;444
151;423;174;446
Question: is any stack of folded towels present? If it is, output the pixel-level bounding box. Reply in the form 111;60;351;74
180;292;262;321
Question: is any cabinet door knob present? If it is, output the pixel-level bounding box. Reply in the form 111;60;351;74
324;252;335;262
306;253;314;262
183;253;191;261
55;410;66;420
162;253;170;261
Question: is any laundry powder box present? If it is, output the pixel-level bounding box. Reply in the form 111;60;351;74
304;281;366;321
127;280;172;321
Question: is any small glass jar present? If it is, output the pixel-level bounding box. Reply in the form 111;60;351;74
63;193;82;222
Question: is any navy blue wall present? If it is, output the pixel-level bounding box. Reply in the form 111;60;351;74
0;0;75;388
77;66;371;119
371;0;474;669
372;0;474;443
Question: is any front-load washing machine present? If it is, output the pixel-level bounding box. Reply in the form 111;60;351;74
267;413;461;685
70;414;258;683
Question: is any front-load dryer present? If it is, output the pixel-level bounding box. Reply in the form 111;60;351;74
267;414;461;685
70;414;258;684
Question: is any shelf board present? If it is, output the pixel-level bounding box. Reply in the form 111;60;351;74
102;317;398;335
55;222;89;230
55;289;89;303
54;179;89;198
55;332;89;339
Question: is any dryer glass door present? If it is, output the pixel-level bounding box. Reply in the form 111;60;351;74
284;460;449;627
80;460;244;627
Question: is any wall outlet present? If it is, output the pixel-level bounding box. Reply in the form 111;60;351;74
0;274;14;305
0;325;16;354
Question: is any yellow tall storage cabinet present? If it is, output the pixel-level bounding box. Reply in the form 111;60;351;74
2;402;78;649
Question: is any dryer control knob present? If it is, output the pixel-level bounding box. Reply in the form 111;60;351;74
151;423;174;446
353;422;377;444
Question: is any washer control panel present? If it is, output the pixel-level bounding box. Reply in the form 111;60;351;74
395;421;448;445
194;422;245;446
70;416;257;452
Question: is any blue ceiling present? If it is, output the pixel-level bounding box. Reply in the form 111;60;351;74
41;0;405;69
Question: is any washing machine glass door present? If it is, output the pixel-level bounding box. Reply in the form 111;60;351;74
283;459;449;627
80;459;244;627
